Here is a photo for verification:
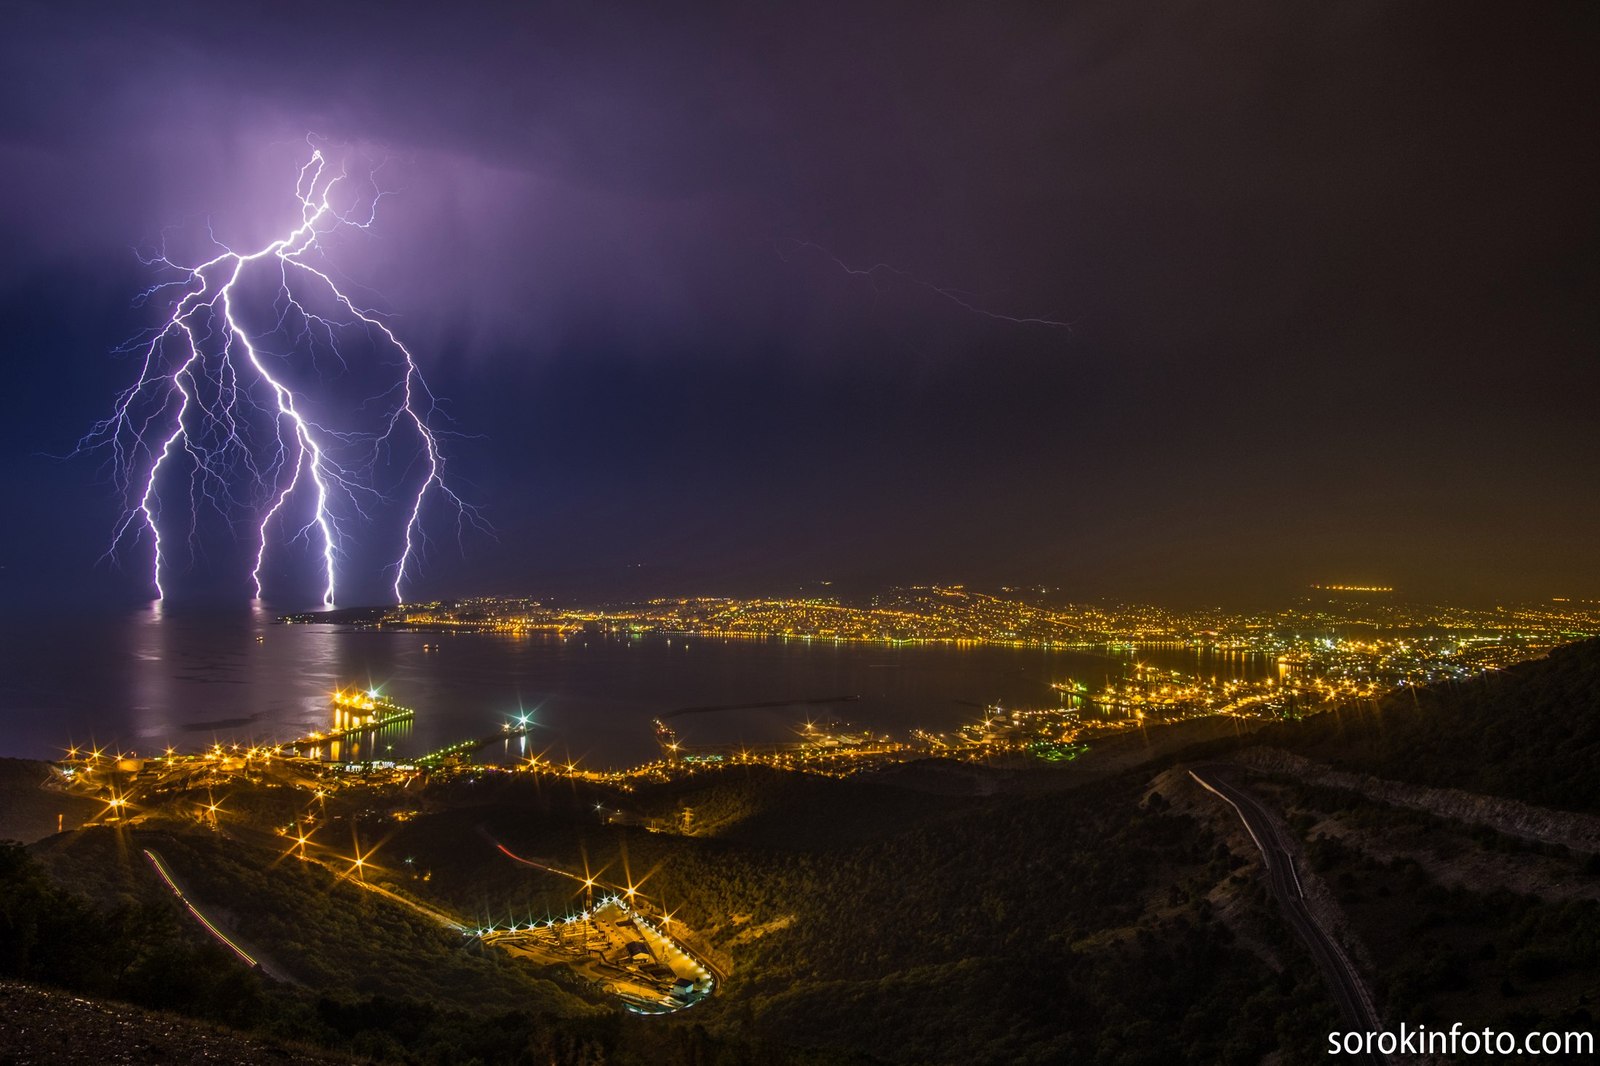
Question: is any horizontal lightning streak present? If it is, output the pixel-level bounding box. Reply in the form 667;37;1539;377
780;239;1073;329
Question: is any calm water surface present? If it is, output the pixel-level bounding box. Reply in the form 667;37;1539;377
0;605;1275;768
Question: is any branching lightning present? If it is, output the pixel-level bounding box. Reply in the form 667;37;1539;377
780;239;1073;329
77;143;483;605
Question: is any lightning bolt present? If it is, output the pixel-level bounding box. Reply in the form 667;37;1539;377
780;239;1073;329
76;142;484;605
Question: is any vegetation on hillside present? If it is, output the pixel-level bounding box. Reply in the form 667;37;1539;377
385;770;1334;1064
1255;637;1600;813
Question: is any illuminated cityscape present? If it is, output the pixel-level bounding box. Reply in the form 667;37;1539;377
351;587;1599;690
61;586;1600;790
365;587;1598;654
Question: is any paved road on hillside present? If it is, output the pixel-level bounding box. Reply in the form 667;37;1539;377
1189;766;1385;1065
143;849;296;984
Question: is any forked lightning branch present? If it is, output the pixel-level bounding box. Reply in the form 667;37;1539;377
77;144;482;604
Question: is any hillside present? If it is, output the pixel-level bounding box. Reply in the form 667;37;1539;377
0;759;103;843
1159;639;1600;1052
0;979;352;1066
381;769;1335;1064
1251;636;1600;813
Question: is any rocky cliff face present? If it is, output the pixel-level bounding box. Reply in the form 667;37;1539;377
1232;746;1600;854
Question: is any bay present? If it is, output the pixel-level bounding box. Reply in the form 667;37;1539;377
0;604;1275;769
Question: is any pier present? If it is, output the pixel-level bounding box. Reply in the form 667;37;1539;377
288;690;416;756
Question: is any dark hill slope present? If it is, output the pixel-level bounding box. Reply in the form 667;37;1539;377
0;759;103;843
1249;636;1600;813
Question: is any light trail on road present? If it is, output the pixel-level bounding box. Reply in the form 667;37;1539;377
1190;767;1385;1065
143;849;259;969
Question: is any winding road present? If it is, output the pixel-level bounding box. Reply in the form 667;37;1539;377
143;849;295;984
1189;766;1385;1065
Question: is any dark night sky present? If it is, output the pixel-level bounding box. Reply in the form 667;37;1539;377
1;1;1595;609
